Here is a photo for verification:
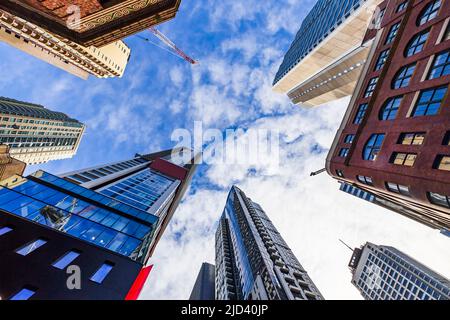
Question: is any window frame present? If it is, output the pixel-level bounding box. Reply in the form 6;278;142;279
15;238;48;256
363;134;385;161
357;175;373;185
398;132;426;145
385;22;401;45
374;49;390;71
353;103;368;124
392;63;416;89
386;182;411;196
90;261;115;284
339;148;349;158
52;250;81;270
380;96;403;120
412;86;448;117
427;191;450;208
391;152;417;167
433;155;450;171
427;50;450;80
364;77;379;98
417;0;441;26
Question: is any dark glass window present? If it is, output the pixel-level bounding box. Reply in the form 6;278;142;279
380;96;402;120
339;148;349;158
354;104;368;124
52;250;81;269
386;182;411;196
433;155;450;171
16;239;47;256
336;170;344;178
405;30;429;57
364;77;379;97
443;131;450;145
0;225;13;236
412;86;448;116
363;134;385;161
392;64;416;89
396;1;407;12
9;287;36;300
344;134;355;143
357;175;373;185
427;191;450;208
385;22;401;44
374;49;390;71
398;132;426;145
90;262;114;284
417;0;441;26
391;152;417;166
428;50;450;79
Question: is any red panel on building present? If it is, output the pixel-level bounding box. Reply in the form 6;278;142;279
150;158;188;181
125;265;153;301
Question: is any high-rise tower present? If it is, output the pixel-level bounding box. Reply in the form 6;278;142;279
0;148;197;299
349;242;450;300
0;97;85;165
215;186;323;300
189;262;215;300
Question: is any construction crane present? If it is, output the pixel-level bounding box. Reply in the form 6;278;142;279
137;27;198;65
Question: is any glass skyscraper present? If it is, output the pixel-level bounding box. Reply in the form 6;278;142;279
215;186;323;300
349;242;450;300
0;97;85;165
0;148;197;299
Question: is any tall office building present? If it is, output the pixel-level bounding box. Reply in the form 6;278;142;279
189;262;215;300
326;0;450;231
0;97;85;165
0;9;131;80
0;148;197;299
349;242;450;300
0;0;182;47
215;186;323;300
273;0;384;107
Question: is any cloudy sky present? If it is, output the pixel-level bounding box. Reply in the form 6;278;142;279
0;0;449;300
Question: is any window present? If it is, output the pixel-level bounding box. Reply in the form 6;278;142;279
428;50;450;79
339;148;349;158
398;132;426;145
386;182;411;196
380;96;402;120
392;64;416;89
427;191;450;208
412;86;448;116
363;134;385;161
391;152;417;166
434;155;450;171
443;131;450;145
16;238;47;256
357;175;373;185
385;22;400;44
0;226;13;236
396;1;407;12
364;77;378;97
336;170;344;178
90;262;114;284
9;287;36;300
354;104;368;124
374;49;390;71
52;250;81;270
417;0;441;26
344;134;355;144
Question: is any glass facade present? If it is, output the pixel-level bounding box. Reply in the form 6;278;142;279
352;243;450;300
273;0;364;85
0;171;158;261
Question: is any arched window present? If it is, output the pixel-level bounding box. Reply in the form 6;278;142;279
405;29;429;57
380;96;403;120
417;0;441;26
363;134;385;161
392;64;416;89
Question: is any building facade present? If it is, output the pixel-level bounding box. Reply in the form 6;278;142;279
0;148;197;299
349;242;450;300
0;97;85;165
0;144;26;181
0;9;131;80
189;262;216;300
0;0;182;47
215;186;323;300
273;0;384;107
326;0;450;231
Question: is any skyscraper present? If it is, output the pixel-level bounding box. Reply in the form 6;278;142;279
0;9;131;80
273;0;384;107
215;186;323;300
189;262;215;300
326;0;450;231
349;242;450;300
0;97;85;165
0;0;183;47
0;148;197;299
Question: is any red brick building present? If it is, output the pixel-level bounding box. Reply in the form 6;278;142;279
326;0;450;231
0;0;182;47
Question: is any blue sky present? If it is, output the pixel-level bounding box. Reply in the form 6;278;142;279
1;0;449;299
